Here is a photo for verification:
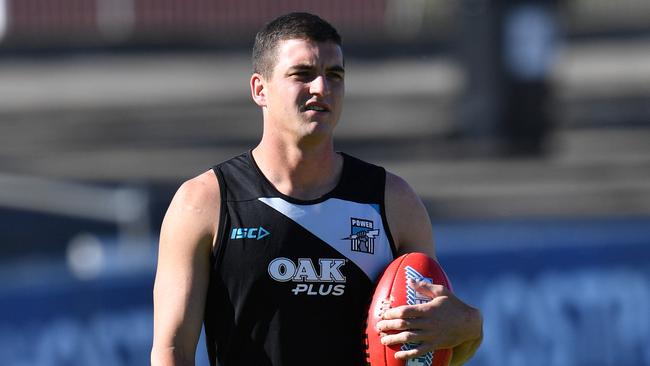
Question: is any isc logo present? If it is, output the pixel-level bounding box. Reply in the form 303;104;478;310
230;226;270;240
268;257;347;296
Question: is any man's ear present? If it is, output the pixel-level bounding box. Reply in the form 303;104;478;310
251;73;267;107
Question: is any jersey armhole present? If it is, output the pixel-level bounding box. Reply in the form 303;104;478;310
211;166;230;265
379;167;398;258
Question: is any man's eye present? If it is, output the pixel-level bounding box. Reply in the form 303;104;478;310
292;72;312;79
328;73;344;81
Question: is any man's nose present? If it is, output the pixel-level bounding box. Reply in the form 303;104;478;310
309;75;329;96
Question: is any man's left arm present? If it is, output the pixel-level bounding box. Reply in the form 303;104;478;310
378;172;483;366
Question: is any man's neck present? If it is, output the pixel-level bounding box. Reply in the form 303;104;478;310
252;140;343;200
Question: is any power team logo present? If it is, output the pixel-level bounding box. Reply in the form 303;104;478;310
268;257;347;296
342;217;379;254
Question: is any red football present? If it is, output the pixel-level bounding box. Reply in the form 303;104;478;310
365;252;453;366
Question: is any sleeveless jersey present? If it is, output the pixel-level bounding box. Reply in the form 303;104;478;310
205;151;397;366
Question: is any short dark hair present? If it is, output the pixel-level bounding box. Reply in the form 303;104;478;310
252;12;342;77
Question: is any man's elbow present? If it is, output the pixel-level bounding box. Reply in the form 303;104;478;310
151;345;195;366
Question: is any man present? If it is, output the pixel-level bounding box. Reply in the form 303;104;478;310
151;12;482;366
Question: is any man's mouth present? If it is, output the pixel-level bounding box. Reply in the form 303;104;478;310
303;103;329;112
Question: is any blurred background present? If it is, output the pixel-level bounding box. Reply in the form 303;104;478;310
1;0;650;365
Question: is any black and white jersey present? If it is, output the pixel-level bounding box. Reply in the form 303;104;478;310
205;151;396;366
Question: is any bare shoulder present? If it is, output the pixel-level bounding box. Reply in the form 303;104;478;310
385;171;436;257
385;171;425;220
176;169;220;205
386;171;417;200
163;169;221;242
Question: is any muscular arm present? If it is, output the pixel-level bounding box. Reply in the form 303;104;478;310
384;172;482;366
385;172;436;258
151;171;220;366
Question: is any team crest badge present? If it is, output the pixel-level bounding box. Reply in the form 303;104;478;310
342;217;379;254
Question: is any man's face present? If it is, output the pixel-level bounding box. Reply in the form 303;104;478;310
260;38;345;142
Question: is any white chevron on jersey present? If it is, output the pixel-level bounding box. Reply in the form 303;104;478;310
258;197;393;281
